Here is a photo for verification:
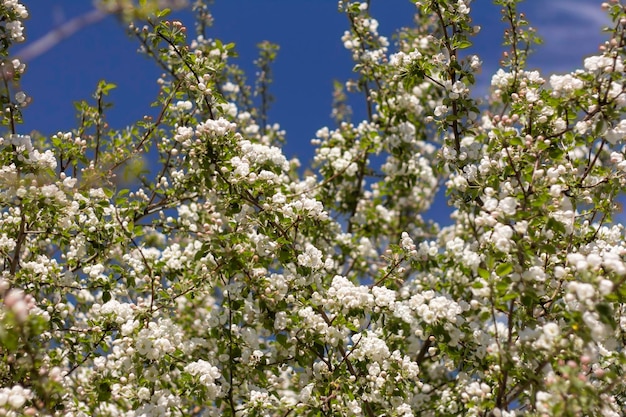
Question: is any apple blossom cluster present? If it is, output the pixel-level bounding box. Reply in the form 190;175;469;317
1;0;27;42
0;384;33;412
1;0;626;416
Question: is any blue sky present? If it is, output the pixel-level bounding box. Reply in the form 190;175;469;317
17;1;609;155
16;1;610;223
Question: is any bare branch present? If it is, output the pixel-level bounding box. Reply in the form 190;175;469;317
16;8;107;62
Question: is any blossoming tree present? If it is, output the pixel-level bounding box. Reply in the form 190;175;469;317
1;0;626;415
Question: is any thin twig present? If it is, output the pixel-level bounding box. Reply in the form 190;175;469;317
16;8;108;62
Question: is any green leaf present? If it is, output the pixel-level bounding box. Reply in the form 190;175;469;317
276;333;288;347
230;299;242;310
97;381;112;402
477;268;490;280
546;217;566;235
97;80;117;96
495;279;510;292
495;263;513;277
521;293;536;309
0;326;19;351
454;39;473;49
502;291;518;302
472;280;485;289
313;341;325;358
596;303;616;329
